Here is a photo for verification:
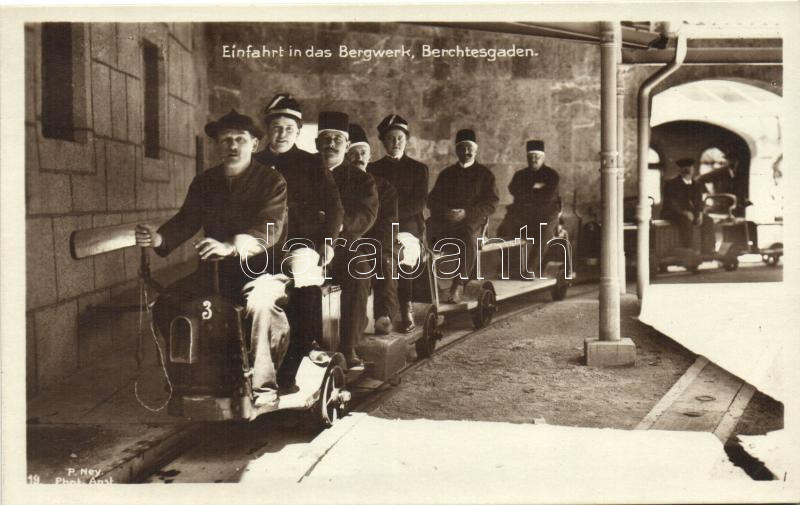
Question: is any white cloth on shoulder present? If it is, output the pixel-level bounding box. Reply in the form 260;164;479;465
397;232;422;268
283;246;325;287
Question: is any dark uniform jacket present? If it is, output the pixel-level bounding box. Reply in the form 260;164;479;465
368;155;428;237
365;175;399;250
661;176;702;221
428;162;499;234
156;159;287;290
507;165;560;218
255;145;344;247
331;163;379;243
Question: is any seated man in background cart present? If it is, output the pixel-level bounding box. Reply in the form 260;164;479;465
427;129;499;304
661;157;714;252
135;109;289;409
497;139;560;275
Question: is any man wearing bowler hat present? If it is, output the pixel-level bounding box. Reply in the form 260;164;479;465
427;129;499;304
318;112;379;368
255;93;343;266
368;114;429;332
135;109;289;409
348;123;400;335
498;139;561;274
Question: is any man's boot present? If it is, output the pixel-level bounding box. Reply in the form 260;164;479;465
448;282;464;304
345;349;364;369
374;315;392;335
400;301;416;333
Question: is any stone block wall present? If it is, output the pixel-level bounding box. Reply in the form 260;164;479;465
204;22;605;235
25;23;208;396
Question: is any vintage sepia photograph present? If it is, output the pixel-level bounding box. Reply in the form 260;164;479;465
2;3;799;504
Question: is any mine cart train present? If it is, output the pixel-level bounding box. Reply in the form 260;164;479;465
70;223;572;426
641;194;782;277
582;154;783;277
67;145;779;427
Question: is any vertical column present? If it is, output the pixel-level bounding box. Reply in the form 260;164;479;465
585;22;636;366
599;21;620;341
635;92;652;299
616;23;627;295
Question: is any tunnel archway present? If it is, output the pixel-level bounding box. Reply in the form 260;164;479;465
650;79;782;221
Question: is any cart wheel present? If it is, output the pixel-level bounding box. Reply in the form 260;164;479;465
471;287;496;329
765;243;782;267
551;265;569;301
415;306;439;359
724;258;739;271
316;364;348;428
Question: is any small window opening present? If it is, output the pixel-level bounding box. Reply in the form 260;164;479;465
41;23;75;141
143;41;161;159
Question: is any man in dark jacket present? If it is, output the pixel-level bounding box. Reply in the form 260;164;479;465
367;114;428;332
427;129;499;303
255;93;343;265
497;140;560;274
662;158;706;249
319;112;379;368
135;109;289;409
348;123;400;335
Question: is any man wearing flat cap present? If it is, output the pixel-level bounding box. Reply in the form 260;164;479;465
498;140;561;274
348;123;400;335
318;112;379;368
427;129;499;303
662;157;707;249
255;93;344;266
135;109;290;409
368;114;429;332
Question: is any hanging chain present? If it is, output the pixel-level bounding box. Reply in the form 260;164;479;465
133;280;174;412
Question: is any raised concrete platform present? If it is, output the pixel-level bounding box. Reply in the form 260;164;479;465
259;413;795;503
584;336;636;366
639;281;792;401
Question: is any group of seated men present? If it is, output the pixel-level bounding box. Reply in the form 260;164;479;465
134;94;561;407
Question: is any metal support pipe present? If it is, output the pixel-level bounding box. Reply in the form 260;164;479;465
623;46;780;65
616;23;627;295
599;22;620;341
636;34;687;298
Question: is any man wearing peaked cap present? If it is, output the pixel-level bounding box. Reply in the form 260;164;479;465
136;109;290;409
661;157;712;250
256;95;344;390
255;93;344;270
368;113;429;332
322;114;379;368
348;123;401;335
498;139;561;274
427;129;499;304
263;93;303;125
